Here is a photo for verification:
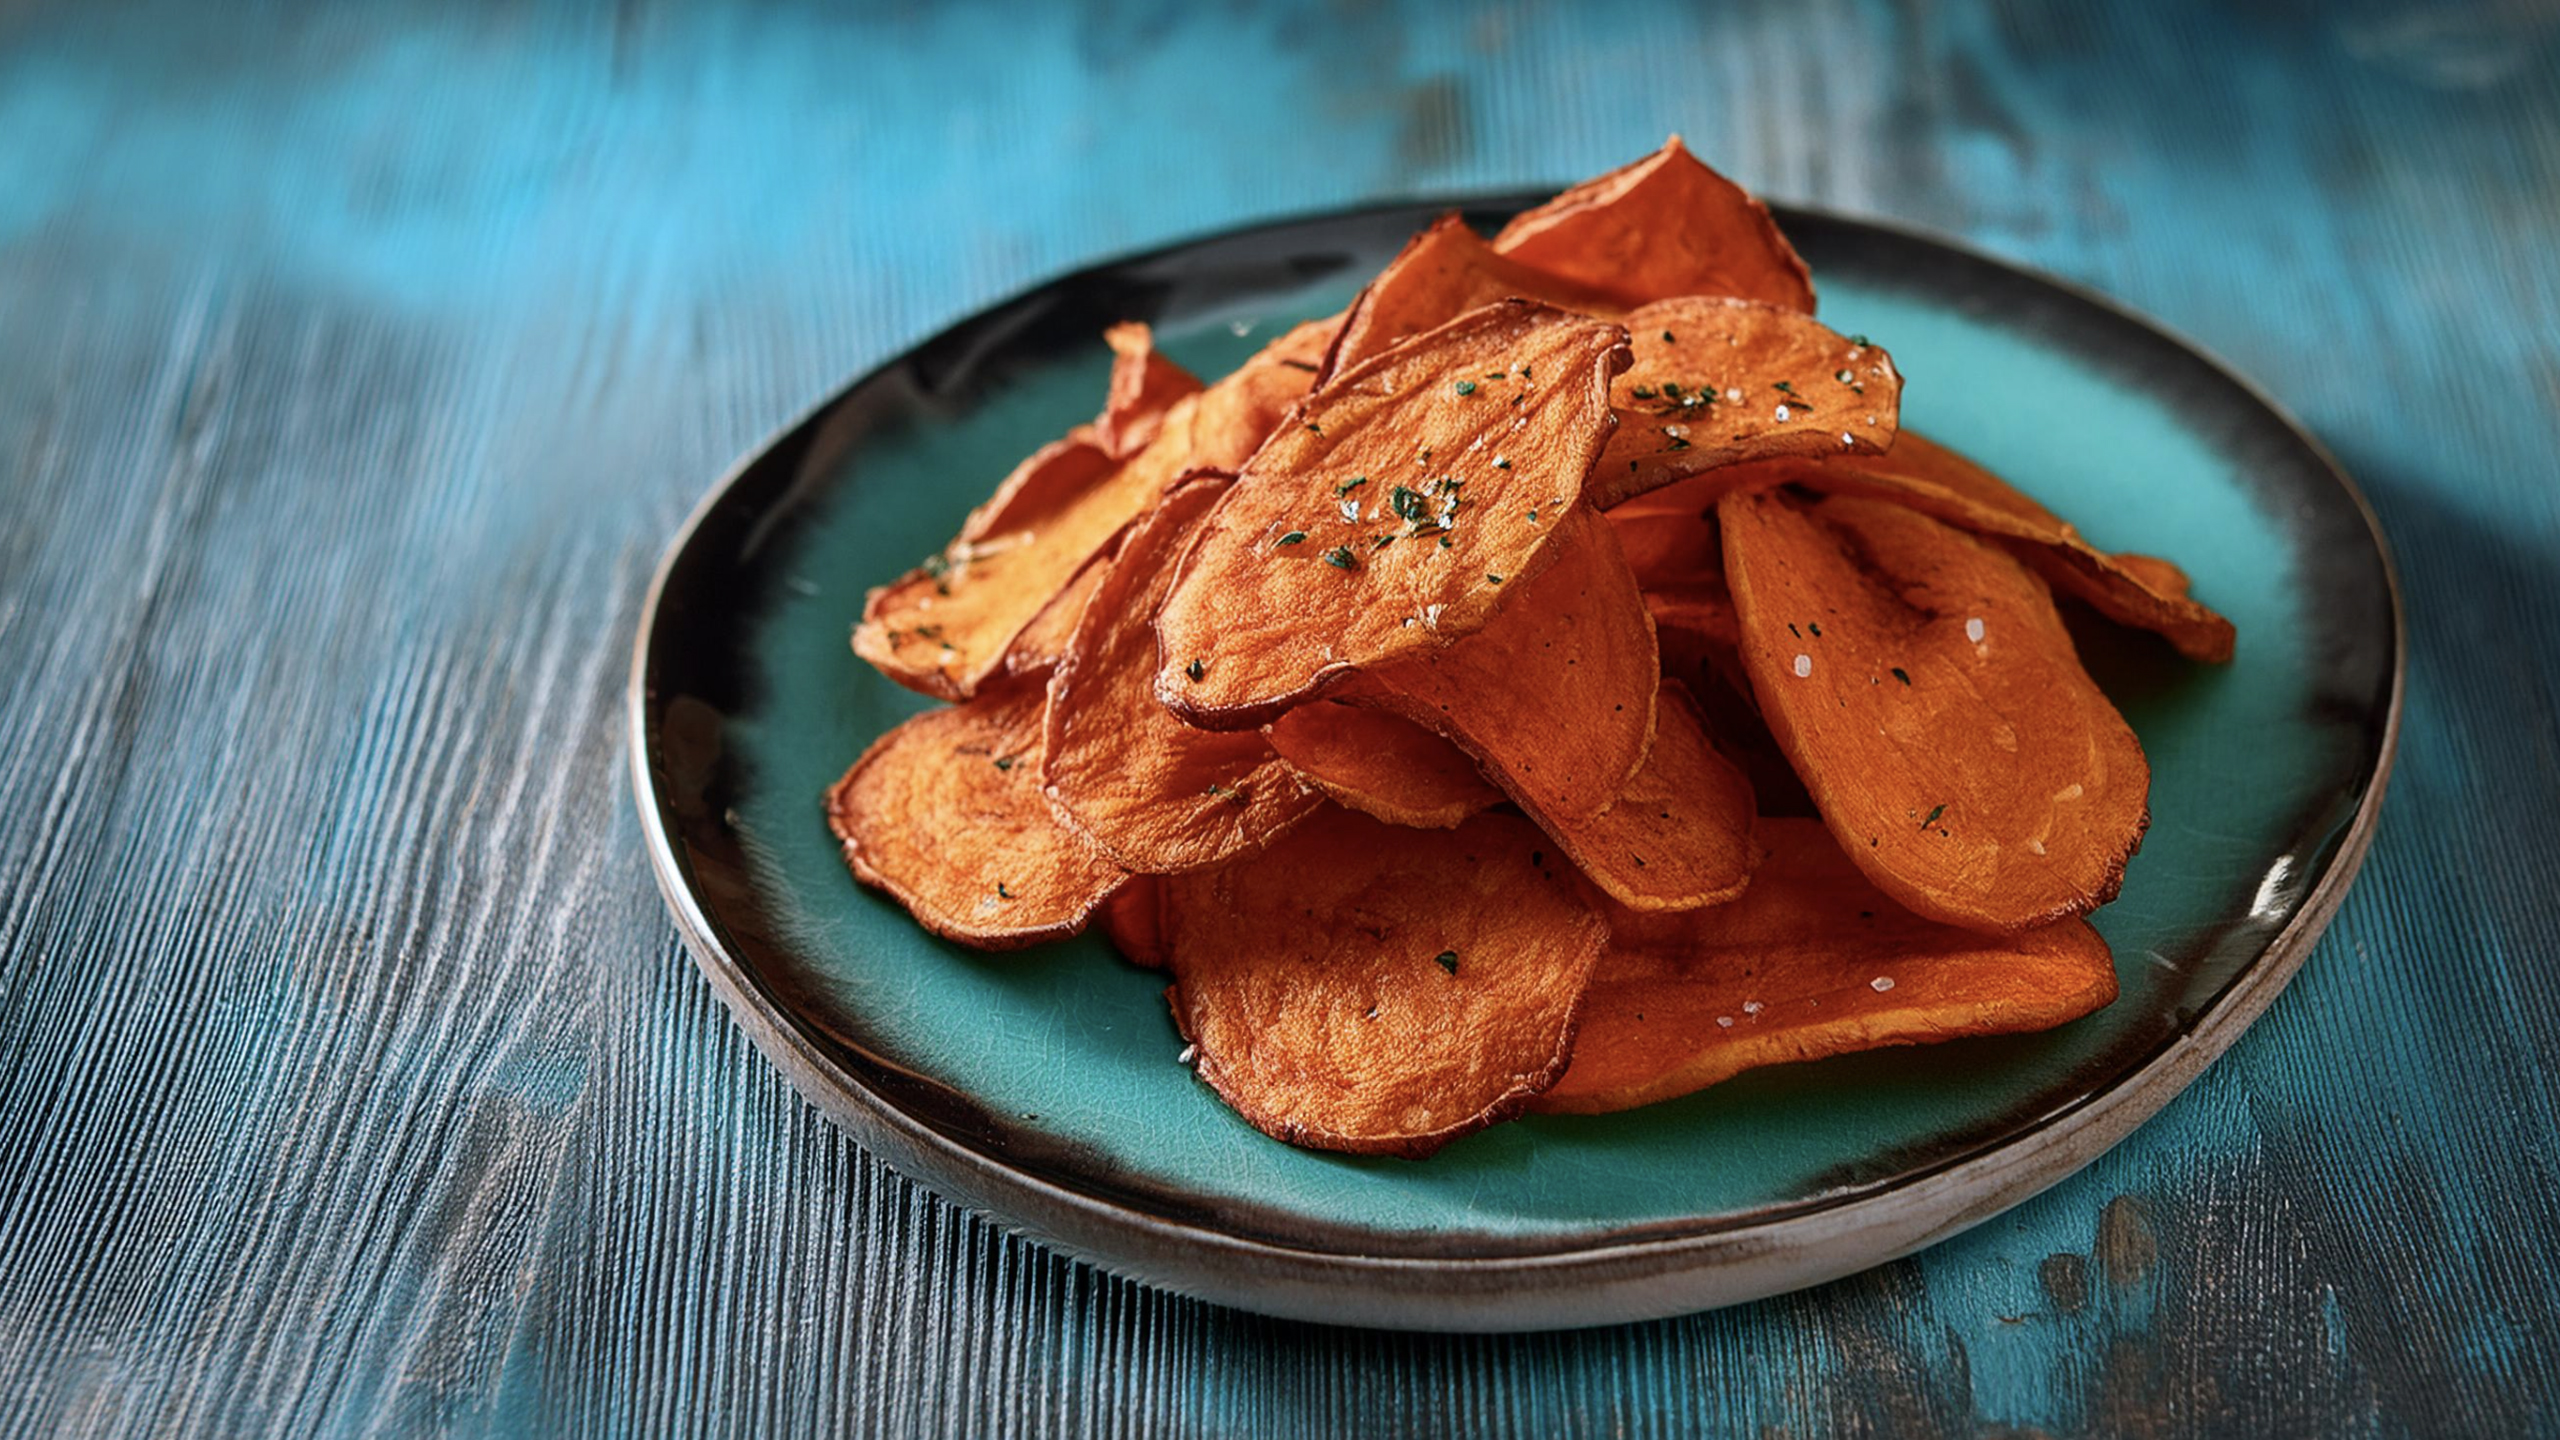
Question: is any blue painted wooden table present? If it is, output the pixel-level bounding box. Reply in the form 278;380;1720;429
3;2;2554;1433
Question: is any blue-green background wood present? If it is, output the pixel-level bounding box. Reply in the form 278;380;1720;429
1;1;2552;1434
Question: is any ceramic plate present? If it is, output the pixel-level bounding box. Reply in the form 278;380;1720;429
628;199;2400;1331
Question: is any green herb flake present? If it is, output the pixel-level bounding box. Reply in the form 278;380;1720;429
1372;534;1396;550
1664;435;1691;452
1433;950;1460;976
1492;456;1511;469
1921;803;1947;829
996;881;1014;899
1390;484;1429;523
1660;330;1677;344
1324;546;1357;570
1277;530;1307;546
993;755;1016;772
1438;533;1453;548
1850;333;1871;347
1891;666;1911;686
1486;573;1505;586
1808;622;1822;637
1334;475;1369;496
1305;421;1323;435
1185;658;1206;682
1453;380;1477;396
1631;385;1657;400
1661;380;1685;399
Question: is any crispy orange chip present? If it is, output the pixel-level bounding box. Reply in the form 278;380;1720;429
1319;215;1616;384
1153;301;1630;729
857;324;1326;700
1165;809;1610;1156
1722;489;2150;933
1350;505;1658;823
1593;298;1900;509
1043;473;1324;872
1096;322;1200;458
1800;433;2236;663
1535;820;2118;1113
1514;681;1758;912
1263;700;1502;829
825;687;1127;950
1492;136;1815;314
1001;548;1113;681
1096;875;1169;970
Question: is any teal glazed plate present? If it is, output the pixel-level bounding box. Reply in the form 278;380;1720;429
628;200;2400;1331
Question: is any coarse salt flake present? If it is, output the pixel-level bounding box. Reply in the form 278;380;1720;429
1742;1000;1764;1016
1870;976;1896;993
1793;652;1813;678
1716;1015;1734;1029
1178;1044;1198;1064
1966;617;1986;643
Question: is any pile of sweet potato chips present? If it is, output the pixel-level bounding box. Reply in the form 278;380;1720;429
827;139;2234;1158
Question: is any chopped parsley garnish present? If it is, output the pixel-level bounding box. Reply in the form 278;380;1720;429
1185;658;1206;681
1324;546;1357;570
1372;534;1396;549
1438;533;1452;548
996;881;1014;899
1486;573;1504;585
993;755;1015;771
1631;385;1656;400
1808;622;1822;637
1334;475;1369;496
1277;531;1307;546
1661;380;1685;399
1664;435;1691;451
1492;456;1511;469
1890;666;1911;686
1660;330;1677;343
1774;380;1800;395
1850;333;1871;347
1305;422;1323;435
1454;379;1477;396
1390;484;1429;523
1433;950;1460;976
1921;803;1947;828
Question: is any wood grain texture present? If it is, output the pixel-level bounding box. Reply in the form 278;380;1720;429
0;0;2554;1433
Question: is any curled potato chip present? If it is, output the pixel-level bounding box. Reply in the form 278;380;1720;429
1263;700;1502;829
1001;548;1113;681
1722;489;2150;933
1096;875;1169;970
1043;473;1324;872
1349;505;1658;823
1798;433;2236;663
1534;819;2118;1113
1492;136;1815;314
825;687;1127;949
858;324;1326;700
1096;322;1201;458
1513;680;1758;912
1594;298;1900;509
1165;808;1610;1156
1320;215;1616;385
1153;301;1631;729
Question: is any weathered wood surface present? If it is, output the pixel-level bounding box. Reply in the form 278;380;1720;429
0;1;2553;1434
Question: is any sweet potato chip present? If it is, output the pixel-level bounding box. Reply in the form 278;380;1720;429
825;686;1127;949
1721;489;2150;933
1348;505;1658;823
1096;322;1200;458
1043;473;1324;872
1153;301;1631;728
1796;433;2236;663
1096;875;1169;970
1319;215;1617;385
857;323;1327;699
1534;819;2118;1113
1165;808;1610;1156
1000;548;1113;681
1491;136;1815;314
1593;298;1900;509
1262;700;1502;829
1511;681;1758;912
